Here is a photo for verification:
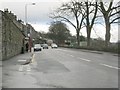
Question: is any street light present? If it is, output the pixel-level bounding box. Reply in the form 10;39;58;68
25;3;35;25
25;3;35;52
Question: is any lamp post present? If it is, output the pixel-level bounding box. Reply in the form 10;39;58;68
25;3;35;25
25;3;35;52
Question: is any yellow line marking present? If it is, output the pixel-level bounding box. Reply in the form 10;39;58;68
31;54;35;63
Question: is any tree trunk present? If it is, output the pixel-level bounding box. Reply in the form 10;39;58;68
76;30;80;46
87;26;91;47
105;17;111;47
85;1;91;47
105;23;111;47
87;35;90;47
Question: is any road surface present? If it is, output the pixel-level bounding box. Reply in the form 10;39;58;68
2;47;119;88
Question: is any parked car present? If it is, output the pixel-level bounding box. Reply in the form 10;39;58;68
51;43;58;48
40;44;44;47
34;44;42;51
43;44;49;49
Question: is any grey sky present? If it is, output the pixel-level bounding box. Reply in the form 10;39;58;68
1;1;63;23
0;0;119;42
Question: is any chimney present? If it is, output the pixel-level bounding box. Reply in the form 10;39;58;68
4;8;8;12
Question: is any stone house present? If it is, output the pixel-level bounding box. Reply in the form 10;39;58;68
26;24;40;46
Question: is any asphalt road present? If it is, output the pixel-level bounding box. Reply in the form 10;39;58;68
29;47;118;88
2;47;119;88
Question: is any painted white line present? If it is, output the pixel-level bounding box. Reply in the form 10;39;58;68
58;49;91;62
18;60;26;62
27;66;31;71
77;57;91;62
19;65;24;71
100;63;119;70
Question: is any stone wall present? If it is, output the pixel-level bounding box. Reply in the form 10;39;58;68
0;11;2;61
1;10;25;60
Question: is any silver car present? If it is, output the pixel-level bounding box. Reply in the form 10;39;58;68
34;44;42;51
43;44;49;49
51;43;58;48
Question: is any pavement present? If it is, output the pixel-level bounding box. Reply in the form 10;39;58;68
0;60;2;90
2;52;34;88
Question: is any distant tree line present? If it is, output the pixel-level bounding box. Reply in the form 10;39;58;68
39;21;86;46
47;21;71;45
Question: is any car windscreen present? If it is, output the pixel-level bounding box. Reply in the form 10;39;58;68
34;44;41;47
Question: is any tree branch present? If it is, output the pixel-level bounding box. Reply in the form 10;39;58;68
110;17;120;24
110;11;120;17
54;16;77;29
79;15;85;30
108;0;113;12
90;2;98;29
100;2;106;12
111;5;120;10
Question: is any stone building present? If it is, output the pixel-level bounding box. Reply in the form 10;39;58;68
0;9;26;60
27;24;40;46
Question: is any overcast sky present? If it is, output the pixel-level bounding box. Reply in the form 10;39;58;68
0;0;119;42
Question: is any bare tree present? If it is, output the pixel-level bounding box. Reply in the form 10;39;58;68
83;1;98;47
50;1;85;46
99;0;120;47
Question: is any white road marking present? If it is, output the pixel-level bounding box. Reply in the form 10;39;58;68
77;57;91;62
18;60;26;62
58;49;119;70
26;65;31;71
19;65;31;72
100;63;119;70
58;49;91;62
19;65;24;71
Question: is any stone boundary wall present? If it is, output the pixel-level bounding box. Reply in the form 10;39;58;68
1;10;25;60
0;11;2;61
